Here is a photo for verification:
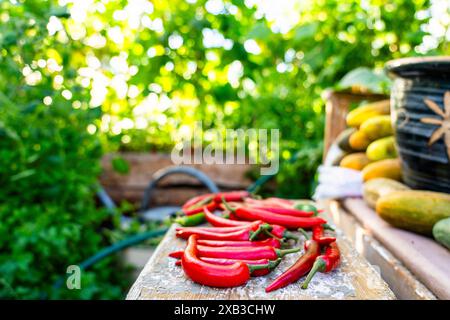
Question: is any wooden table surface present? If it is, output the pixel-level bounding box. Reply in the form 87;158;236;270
127;213;395;300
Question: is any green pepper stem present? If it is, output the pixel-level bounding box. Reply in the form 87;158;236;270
301;258;326;289
221;196;236;213
280;238;290;248
283;230;299;241
249;224;272;241
298;228;310;240
323;223;335;231
263;229;281;241
268;258;282;269
247;262;270;272
276;247;300;258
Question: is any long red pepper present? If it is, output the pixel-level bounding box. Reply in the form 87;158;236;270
301;241;341;289
199;257;281;277
248;206;314;217
176;220;262;234
181;235;269;288
204;207;250;227
223;198;326;230
178;219;297;241
182;193;212;211
265;239;321;293
267;224;299;241
169;250;184;259
175;224;270;241
175;257;281;277
213;191;250;203
196;245;300;260
168;238;282;260
175;257;271;266
184;201;217;216
312;225;336;246
266;197;295;206
244;198;285;208
197;238;282;248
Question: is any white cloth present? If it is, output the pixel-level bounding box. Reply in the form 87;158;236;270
313;165;363;200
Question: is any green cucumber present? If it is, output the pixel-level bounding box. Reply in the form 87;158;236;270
433;218;450;250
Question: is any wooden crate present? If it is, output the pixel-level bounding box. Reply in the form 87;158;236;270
322;90;388;160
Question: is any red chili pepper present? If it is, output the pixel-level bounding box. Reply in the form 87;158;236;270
301;241;341;289
181;235;269;288
176;220;261;234
199;257;281;277
175;224;268;241
174;258;270;267
169;250;184;259
204;207;250;227
223;198;326;230
312;224;336;246
168;238;282;260
182;193;213;211
227;211;242;221
219;191;247;202
213;191;250;203
198;238;282;248
269;224;299;241
247;206;314;217
244;198;286;208
184;201;217;216
175;257;281;277
266;197;294;206
265;239;321;293
196;245;300;260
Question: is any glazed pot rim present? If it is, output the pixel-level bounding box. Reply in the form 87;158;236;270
386;56;450;78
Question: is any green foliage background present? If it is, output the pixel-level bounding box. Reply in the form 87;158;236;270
0;0;448;299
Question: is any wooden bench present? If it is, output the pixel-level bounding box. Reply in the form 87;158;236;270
126;203;395;300
327;198;450;300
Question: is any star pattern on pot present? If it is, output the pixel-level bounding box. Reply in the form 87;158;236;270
420;91;450;160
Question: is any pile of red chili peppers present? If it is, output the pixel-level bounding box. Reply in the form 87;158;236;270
170;191;340;291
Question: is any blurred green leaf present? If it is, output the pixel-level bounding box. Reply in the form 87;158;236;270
337;67;392;94
111;156;130;175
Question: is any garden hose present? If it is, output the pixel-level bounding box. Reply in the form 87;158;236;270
52;227;168;290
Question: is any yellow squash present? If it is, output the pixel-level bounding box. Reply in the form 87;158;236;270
340;152;371;171
362;158;402;182
360;115;393;141
349;130;371;151
366;136;397;161
346;100;390;127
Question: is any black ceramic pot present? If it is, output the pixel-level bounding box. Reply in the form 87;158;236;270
386;57;450;193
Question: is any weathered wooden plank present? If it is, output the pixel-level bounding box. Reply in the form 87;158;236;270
127;207;395;300
327;200;436;300
342;198;450;300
